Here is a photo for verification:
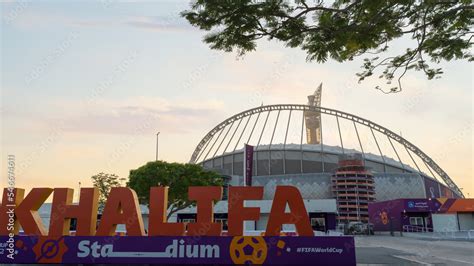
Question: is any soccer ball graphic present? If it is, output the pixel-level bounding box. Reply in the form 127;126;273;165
229;236;268;264
380;211;389;225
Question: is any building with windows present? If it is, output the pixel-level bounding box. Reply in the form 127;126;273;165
331;154;375;224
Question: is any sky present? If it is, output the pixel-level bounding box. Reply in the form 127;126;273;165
1;1;473;198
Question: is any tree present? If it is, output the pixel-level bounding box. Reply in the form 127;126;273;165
127;161;223;220
182;0;473;93
90;172;122;212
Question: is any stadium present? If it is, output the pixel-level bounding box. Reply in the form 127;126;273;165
171;85;465;232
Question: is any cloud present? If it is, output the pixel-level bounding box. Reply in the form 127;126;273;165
2;95;225;135
64;107;220;135
2;5;194;32
124;16;195;32
2;7;195;33
70;16;195;32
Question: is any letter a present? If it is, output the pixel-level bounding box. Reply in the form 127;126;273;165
265;186;313;236
96;187;145;236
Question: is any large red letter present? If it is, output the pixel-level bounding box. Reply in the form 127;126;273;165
0;188;52;236
96;187;145;236
265;186;313;236
0;188;25;235
187;186;222;236
228;186;263;236
148;186;185;236
49;188;98;236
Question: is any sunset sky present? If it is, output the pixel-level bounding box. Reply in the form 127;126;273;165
1;1;472;198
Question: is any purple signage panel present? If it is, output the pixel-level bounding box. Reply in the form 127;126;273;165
404;199;439;211
0;236;355;265
244;144;254;186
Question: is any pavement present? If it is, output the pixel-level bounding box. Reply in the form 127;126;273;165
402;231;474;242
355;235;474;265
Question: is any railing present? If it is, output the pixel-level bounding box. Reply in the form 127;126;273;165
403;225;433;233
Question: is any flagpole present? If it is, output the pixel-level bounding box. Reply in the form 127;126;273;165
243;144;246;187
243;144;255;233
243;144;247;234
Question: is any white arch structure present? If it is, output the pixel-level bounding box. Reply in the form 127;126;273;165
190;104;463;198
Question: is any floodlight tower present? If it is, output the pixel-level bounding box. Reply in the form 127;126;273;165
304;83;322;144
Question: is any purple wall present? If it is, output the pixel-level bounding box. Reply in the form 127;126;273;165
368;199;404;231
325;213;337;230
368;199;442;231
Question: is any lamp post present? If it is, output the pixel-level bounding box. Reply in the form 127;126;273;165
77;182;81;202
156;132;160;161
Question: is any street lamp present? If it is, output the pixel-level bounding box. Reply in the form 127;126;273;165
156;132;160;161
77;182;81;202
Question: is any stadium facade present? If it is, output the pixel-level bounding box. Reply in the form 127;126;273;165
174;85;464;231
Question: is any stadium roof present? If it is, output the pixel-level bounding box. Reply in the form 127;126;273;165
190;104;463;197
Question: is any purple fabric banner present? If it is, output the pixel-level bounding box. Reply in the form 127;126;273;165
0;236;355;265
423;177;441;198
244;144;254;186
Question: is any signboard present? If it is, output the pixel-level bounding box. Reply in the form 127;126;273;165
1;185;356;265
0;235;355;264
405;200;433;211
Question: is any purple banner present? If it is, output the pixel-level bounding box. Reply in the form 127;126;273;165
423;177;441;198
244;144;254;186
439;185;455;198
0;236;355;265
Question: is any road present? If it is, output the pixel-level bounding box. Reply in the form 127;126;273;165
356;235;474;265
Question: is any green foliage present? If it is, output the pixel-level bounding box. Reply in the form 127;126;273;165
90;172;122;211
127;160;223;219
182;0;473;93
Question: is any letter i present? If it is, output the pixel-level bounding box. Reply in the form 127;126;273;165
179;239;185;258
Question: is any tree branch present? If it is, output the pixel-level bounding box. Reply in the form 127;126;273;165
167;202;194;220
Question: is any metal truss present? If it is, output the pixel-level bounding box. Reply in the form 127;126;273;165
189;104;464;198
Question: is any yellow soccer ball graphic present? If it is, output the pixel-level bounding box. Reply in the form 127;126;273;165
229;236;268;264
